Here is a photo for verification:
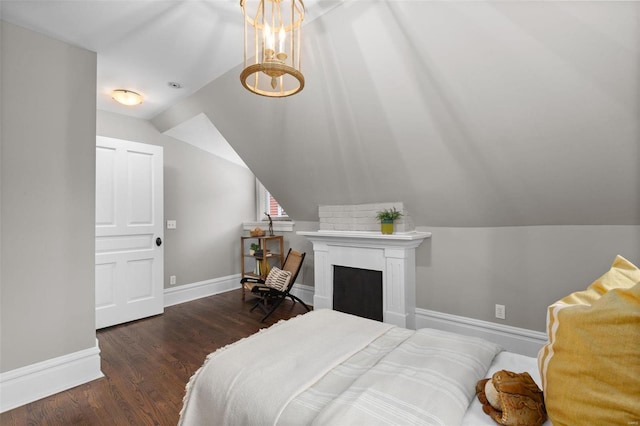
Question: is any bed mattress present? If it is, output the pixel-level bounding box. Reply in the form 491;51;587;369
180;309;550;425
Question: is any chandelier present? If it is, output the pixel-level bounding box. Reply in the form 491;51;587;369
240;0;305;97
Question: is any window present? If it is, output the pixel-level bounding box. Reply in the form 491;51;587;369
244;180;294;233
256;179;289;220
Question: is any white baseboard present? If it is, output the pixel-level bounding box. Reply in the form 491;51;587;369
415;308;547;357
164;275;315;309
0;339;103;413
164;274;240;307
289;283;314;306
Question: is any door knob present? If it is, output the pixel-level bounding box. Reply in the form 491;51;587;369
156;237;162;247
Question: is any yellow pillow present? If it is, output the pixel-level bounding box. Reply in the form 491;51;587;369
538;255;640;426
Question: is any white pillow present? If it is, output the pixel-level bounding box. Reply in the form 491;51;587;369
264;267;292;291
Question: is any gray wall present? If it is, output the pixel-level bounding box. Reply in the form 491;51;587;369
279;222;640;332
283;221;317;287
415;226;640;331
1;21;97;372
150;1;640;332
97;111;256;287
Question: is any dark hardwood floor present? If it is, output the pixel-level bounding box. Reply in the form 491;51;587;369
1;289;311;425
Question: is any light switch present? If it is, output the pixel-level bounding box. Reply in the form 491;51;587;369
495;304;506;320
167;220;177;229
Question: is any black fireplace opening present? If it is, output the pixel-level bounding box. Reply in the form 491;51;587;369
333;265;383;322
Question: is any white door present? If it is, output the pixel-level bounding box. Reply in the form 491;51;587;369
95;136;164;329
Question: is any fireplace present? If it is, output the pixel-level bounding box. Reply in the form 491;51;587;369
333;265;383;321
297;230;430;328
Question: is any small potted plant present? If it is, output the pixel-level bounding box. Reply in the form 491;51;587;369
376;207;403;234
249;243;260;256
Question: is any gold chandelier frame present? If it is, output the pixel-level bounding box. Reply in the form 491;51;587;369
240;0;305;97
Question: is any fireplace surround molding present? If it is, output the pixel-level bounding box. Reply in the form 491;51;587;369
297;230;431;328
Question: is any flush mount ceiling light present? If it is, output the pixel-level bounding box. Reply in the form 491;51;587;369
111;89;143;106
240;0;305;97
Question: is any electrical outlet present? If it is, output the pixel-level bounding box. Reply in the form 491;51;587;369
495;304;506;320
167;220;177;229
170;275;176;285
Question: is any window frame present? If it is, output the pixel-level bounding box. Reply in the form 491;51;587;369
243;179;294;233
255;179;290;222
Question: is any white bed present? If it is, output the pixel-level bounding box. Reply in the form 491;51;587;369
462;351;551;426
179;309;551;426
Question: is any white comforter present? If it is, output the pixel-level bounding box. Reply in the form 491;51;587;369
179;310;501;426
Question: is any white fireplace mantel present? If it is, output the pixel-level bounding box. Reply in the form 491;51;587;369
297;230;431;328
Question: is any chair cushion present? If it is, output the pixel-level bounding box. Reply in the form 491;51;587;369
264;267;292;291
537;255;640;426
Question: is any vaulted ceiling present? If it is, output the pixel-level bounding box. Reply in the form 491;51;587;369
153;1;640;226
3;1;639;227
